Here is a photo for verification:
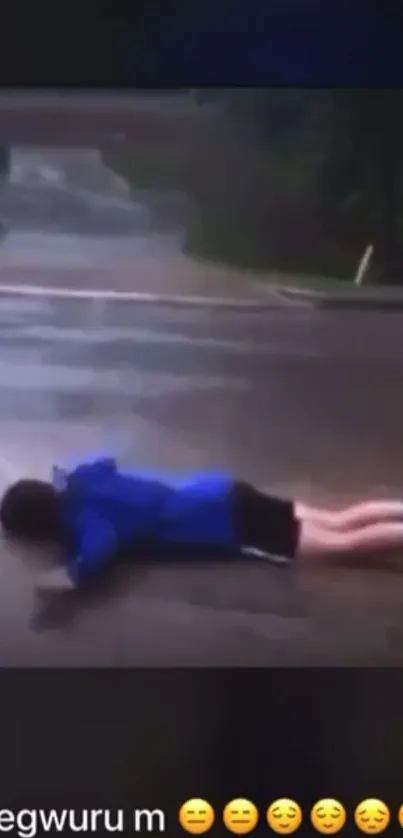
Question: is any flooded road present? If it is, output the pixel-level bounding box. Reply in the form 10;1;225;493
0;295;402;665
0;146;402;665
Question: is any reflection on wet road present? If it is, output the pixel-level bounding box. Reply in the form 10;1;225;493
1;295;403;665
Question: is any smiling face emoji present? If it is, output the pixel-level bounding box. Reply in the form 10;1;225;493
266;799;303;834
311;799;346;834
179;799;215;834
354;799;390;834
222;799;259;834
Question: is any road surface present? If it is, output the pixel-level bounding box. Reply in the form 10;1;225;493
0;297;403;665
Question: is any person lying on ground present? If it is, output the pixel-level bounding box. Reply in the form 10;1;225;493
1;455;403;600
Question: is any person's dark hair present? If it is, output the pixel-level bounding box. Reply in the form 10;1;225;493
0;479;61;540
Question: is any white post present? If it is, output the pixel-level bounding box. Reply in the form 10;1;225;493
354;244;374;286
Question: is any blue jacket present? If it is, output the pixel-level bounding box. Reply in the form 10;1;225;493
53;456;237;584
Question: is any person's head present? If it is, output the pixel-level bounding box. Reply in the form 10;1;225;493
0;479;61;542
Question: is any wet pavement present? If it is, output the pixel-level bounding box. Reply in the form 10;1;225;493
1;296;403;665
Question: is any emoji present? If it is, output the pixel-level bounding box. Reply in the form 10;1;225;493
267;798;303;834
354;799;390;834
223;799;259;834
179;799;215;834
311;799;346;834
398;804;403;827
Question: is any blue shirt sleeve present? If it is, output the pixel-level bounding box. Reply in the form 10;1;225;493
67;508;117;586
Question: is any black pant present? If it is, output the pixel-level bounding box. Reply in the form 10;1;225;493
233;482;300;560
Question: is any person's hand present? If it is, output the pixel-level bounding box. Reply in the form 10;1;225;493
31;567;77;632
35;567;76;598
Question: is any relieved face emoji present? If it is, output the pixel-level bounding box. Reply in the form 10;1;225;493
179;799;215;834
223;799;259;834
354;799;390;834
311;799;346;834
266;799;303;834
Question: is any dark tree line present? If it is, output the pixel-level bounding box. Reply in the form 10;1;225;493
194;89;403;282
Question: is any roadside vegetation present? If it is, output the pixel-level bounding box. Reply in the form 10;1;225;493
103;90;403;284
